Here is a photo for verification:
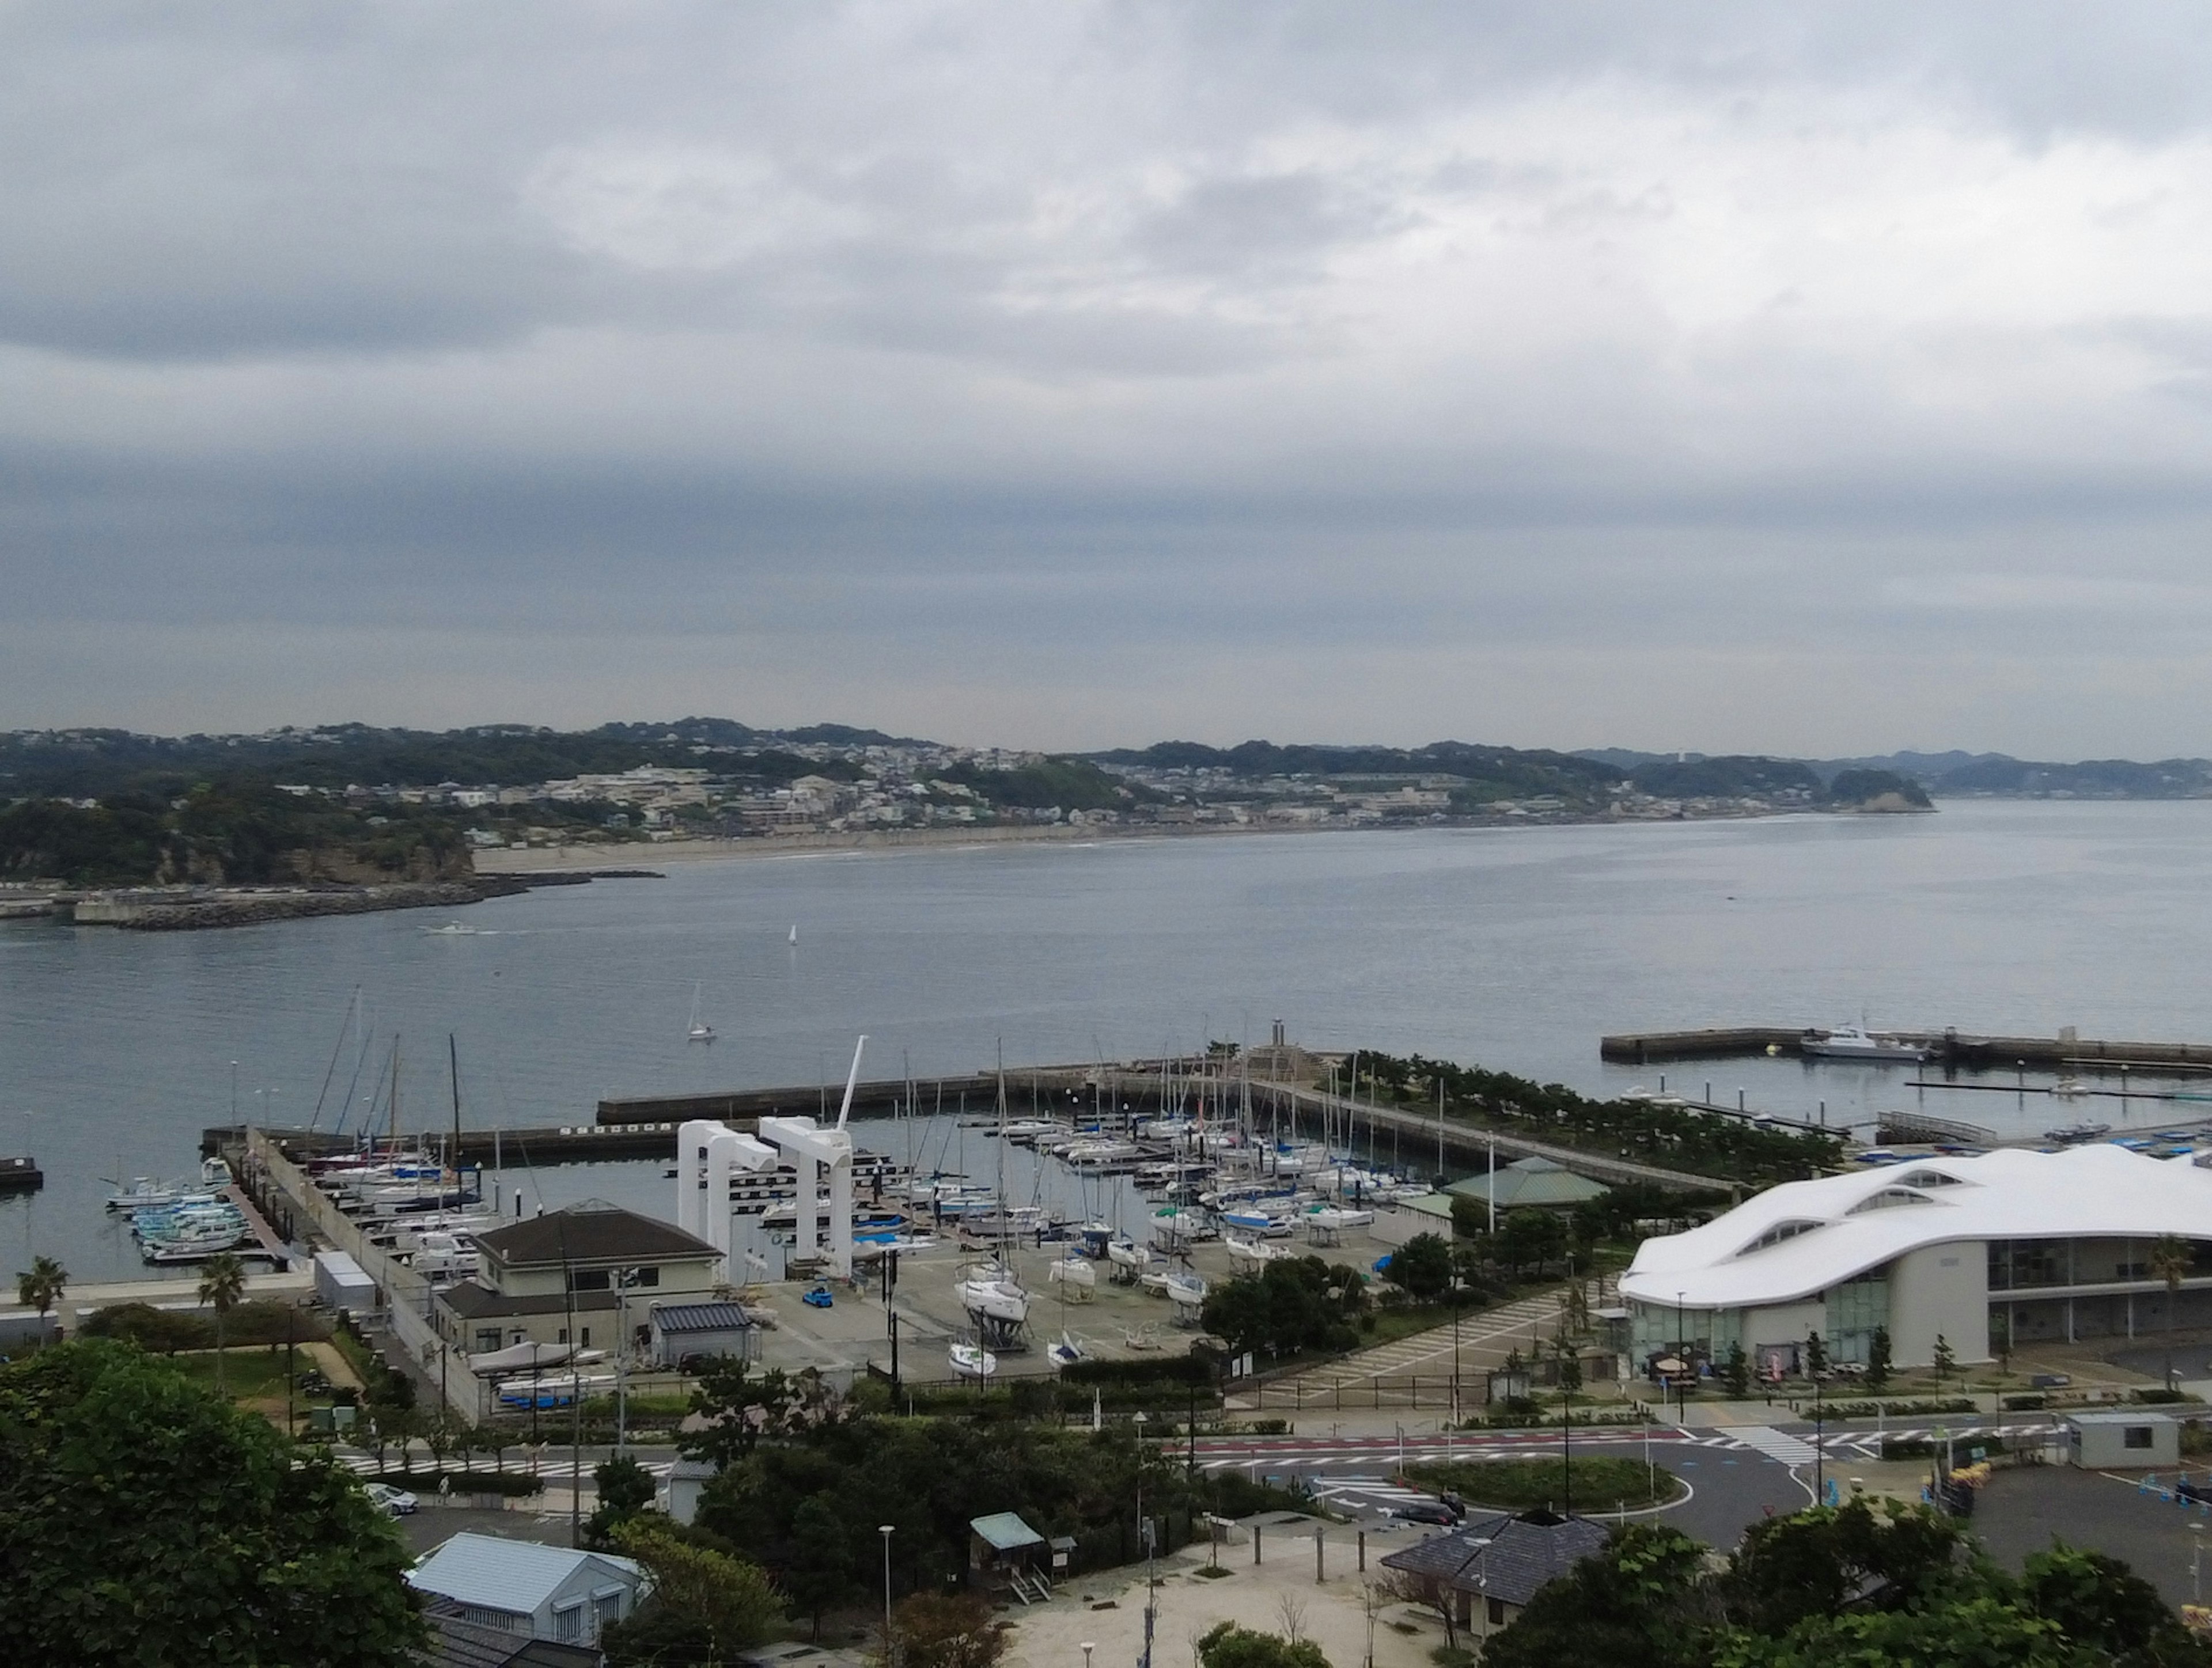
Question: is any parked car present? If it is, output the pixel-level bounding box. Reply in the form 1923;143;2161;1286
801;1285;834;1309
1389;1498;1459;1526
364;1483;418;1517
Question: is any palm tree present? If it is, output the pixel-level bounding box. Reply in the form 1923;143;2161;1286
15;1255;66;1340
2149;1234;2194;1392
198;1251;248;1395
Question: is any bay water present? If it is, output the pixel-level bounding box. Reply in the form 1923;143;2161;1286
7;800;2211;1283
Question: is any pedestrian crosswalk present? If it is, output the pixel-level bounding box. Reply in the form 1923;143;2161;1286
1726;1426;1819;1466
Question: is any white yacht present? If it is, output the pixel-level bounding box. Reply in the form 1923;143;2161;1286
1800;1025;1927;1063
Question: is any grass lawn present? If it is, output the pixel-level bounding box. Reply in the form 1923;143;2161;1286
164;1347;301;1402
1405;1454;1678;1512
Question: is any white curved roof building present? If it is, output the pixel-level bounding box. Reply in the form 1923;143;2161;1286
1620;1145;2212;1373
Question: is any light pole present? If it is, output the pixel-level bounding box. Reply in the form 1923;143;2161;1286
1081;1644;1096;1668
879;1524;895;1656
2194;1523;2205;1605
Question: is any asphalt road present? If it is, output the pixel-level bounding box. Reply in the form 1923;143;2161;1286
1191;1427;1812;1549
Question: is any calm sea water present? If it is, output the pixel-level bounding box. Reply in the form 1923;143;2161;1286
7;800;2212;1282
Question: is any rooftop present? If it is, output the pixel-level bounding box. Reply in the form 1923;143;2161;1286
1623;1146;2212;1311
1379;1510;1610;1608
1446;1155;1608;1210
408;1532;643;1618
649;1301;756;1334
969;1512;1045;1552
474;1201;718;1268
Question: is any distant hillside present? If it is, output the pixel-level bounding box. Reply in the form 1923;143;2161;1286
1578;746;2208;800
1092;739;1623;806
1626;756;1824;801
0;719;927;801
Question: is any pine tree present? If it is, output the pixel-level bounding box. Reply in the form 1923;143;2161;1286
1865;1326;1892;1393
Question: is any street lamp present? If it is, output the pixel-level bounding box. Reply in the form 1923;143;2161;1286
1081;1644;1096;1668
880;1525;896;1656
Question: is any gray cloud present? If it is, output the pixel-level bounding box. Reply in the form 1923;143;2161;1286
8;2;2212;754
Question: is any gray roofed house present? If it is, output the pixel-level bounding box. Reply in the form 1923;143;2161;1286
408;1530;647;1650
1379;1510;1609;1635
435;1200;725;1359
472;1203;719;1269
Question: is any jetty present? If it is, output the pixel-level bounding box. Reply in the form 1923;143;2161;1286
1601;1025;2212;1071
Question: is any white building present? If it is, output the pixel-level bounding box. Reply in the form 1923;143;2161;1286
1620;1146;2212;1373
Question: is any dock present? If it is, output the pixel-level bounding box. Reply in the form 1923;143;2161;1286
0;1154;40;1191
1601;1025;2212;1070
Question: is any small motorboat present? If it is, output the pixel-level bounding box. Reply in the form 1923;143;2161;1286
949;1341;998;1379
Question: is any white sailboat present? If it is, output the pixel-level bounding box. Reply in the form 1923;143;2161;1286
1224;1233;1286;1269
1047;1332;1086;1369
686;983;715;1044
788;925;799;946
1047;1253;1097;1291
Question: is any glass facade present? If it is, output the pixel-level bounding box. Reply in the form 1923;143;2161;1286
1824;1273;1888;1364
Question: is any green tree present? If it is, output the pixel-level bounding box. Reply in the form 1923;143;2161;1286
1722;1341;1751;1398
1864;1327;1892;1394
604;1517;783;1666
1498;1210;1566;1277
1802;1332;1828;1381
0;1340;423;1666
1714;1596;2077;1667
198;1250;247;1395
1481;1522;1714;1668
2149;1235;2193;1390
1449;1192;1490;1241
1391;1233;1453;1302
785;1494;858;1639
892;1593;1012;1668
1932;1333;1956;1383
2018;1543;2207;1667
1199;1257;1365;1359
588;1453;660;1544
1721;1500;1967;1637
1196;1622;1329;1668
14;1253;65;1330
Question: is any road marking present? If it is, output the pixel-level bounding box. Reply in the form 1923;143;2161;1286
1726;1426;1819;1466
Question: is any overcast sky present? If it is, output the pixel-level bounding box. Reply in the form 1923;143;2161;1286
7;3;2212;756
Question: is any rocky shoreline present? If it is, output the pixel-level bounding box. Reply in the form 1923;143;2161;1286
87;869;663;931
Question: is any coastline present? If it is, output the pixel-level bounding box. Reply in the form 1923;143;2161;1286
469;802;1936;874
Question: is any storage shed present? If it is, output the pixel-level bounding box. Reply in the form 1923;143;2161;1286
313;1249;377;1314
2067;1409;2179;1469
648;1301;758;1369
968;1512;1048;1598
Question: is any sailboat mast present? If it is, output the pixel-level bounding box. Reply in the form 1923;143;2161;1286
449;1033;463;1165
389;1034;402;1157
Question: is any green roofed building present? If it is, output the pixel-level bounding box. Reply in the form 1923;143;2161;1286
1446;1155;1607;1212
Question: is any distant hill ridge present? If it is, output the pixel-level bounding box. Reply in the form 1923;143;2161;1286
1;722;2200;802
